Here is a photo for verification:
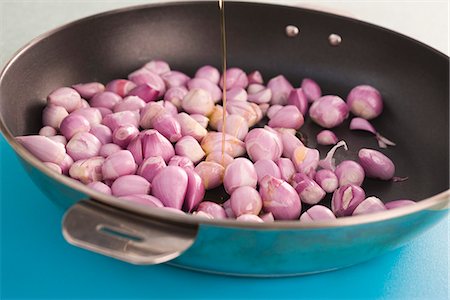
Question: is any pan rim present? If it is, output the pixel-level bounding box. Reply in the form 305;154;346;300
0;1;448;230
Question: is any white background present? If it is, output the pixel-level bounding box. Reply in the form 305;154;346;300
0;0;448;67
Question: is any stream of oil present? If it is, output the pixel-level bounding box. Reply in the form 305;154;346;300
219;0;227;165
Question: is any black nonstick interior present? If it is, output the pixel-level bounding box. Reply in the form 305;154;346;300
0;2;448;206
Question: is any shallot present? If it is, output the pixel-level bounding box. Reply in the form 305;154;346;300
18;61;410;222
346;85;383;120
309;95;349;128
300;205;336;222
358;148;395;180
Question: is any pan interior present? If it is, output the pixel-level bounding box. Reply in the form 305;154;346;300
0;2;448;207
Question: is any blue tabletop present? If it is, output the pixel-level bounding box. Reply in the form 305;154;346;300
1;135;449;299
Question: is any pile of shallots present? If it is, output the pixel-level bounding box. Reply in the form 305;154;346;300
16;60;414;222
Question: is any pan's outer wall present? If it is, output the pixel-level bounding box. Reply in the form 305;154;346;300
0;2;448;275
170;208;448;276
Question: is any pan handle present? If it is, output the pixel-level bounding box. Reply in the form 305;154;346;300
62;200;198;265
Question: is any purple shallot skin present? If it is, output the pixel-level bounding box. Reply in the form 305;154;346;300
287;88;308;115
331;184;366;217
385;200;416;209
111;175;151;197
314;169;339;193
236;214;264;222
137;156;166;183
119;194;164;208
151;166;188;210
254;159;281;183
16;135;66;165
291;173;326;205
309;95;349;128
26;62;408;223
358;148;395;180
316;130;338;146
194;161;224;190
301;78;322;102
267;75;293;105
352;197;387;216
346;85;383;120
335;160;365;187
259;175;301;220
223;158;258;194
230;186;263;216
197;201;227;219
168;155;195;171
183;170;205;213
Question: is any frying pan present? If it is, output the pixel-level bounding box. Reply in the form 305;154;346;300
0;1;448;276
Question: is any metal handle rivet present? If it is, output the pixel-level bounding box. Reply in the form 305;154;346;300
328;33;342;46
285;25;299;37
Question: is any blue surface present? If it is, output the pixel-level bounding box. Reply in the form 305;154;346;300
1;135;448;299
